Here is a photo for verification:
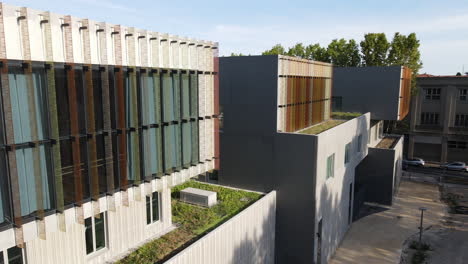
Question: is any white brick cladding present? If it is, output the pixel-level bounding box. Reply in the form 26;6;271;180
0;3;218;69
0;162;215;264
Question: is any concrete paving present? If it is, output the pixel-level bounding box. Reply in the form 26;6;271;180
329;180;447;264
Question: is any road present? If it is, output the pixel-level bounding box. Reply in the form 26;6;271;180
404;166;468;185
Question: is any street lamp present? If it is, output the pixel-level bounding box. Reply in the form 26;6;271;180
418;207;428;244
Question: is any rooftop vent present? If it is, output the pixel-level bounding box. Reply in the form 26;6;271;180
180;187;217;207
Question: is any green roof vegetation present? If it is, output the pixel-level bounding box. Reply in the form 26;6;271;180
298;119;346;135
331;112;363;120
117;181;262;264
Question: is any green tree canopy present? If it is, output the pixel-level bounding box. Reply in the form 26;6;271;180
305;44;330;63
327;39;360;67
387;32;423;73
360;33;390;66
287;43;306;58
262;44;286;55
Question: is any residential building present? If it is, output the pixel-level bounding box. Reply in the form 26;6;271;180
0;3;219;264
219;55;370;264
408;74;468;163
333;66;409;206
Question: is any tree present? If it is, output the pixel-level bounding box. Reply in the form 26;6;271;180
287;43;306;58
262;44;286;55
360;33;390;66
305;43;330;63
327;39;360;66
388;33;423;72
230;53;245;56
387;32;423;94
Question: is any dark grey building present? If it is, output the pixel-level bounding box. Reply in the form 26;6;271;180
332;66;412;121
220;55;370;264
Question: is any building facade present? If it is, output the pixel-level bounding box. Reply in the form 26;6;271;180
332;66;409;207
332;65;412;120
0;3;219;264
219;55;370;264
408;75;468;163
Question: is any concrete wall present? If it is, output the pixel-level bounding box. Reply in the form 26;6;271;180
164;191;276;264
333;66;403;120
356;136;403;205
273;133;318;263
314;114;370;264
219;55;279;192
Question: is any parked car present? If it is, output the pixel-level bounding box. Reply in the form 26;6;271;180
440;162;468;172
403;158;425;167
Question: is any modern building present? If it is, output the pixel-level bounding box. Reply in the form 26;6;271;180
332;65;412;121
333;66;409;206
219;55;371;264
219;60;411;263
0;3;219;264
408;74;468;163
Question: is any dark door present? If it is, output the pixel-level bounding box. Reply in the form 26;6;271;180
317;219;322;264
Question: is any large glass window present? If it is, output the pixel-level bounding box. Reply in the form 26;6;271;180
447;141;467;149
357;135;362;153
125;71;140;183
420;112;439;125
85;212;107;255
146;191;160;224
140;72;163;178
326;154;335;179
8;64;55;217
459;89;467;101
0;81;10;225
344;143;351;164
0;149;9;225
455;114;468;127
2;246;24;264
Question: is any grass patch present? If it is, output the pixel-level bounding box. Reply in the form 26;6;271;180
117;181;262;264
299;120;345;135
331;112;362;120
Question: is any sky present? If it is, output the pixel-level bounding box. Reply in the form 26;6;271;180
5;0;468;75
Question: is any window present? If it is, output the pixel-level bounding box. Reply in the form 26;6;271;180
455;114;468;127
420;112;439;125
8;64;55;217
146;191;161;224
374;125;378;141
140;72;163;179
460;89;467;101
326;154;335;179
85;213;107;255
0;246;24;264
424;88;441;100
344;143;351;164
332;96;342;112
357;135;362;152
448;141;467;149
